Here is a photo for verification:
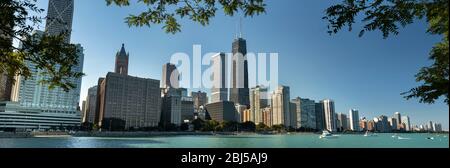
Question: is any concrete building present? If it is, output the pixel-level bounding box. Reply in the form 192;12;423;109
359;118;368;131
367;120;375;131
261;107;272;127
161;88;182;126
81;86;97;124
321;99;336;132
378;115;390;132
393;112;402;130
402;115;411;131
337;113;348;132
349;109;360;131
205;101;238;122
235;104;247;123
0;101;81;130
289;102;297;128
271;86;290;127
291;97;316;129
241;109;252;123
97;72;161;130
181;96;194;122
388;117;397;132
210;53;228;103
249;86;269;124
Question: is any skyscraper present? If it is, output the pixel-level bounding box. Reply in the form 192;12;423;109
115;44;129;75
315;102;325;130
230;37;250;106
82;86;97;124
378;115;389;132
321;99;336;132
45;0;74;42
249;86;269;124
211;53;228;103
0;0;82;130
337;113;348;131
402;115;411;131
393;112;402;130
161;88;182;126
162;63;179;88
261;107;272;127
271;86;291;127
388;117;397;132
349;109;360;131
12;31;83;116
291;97;316;129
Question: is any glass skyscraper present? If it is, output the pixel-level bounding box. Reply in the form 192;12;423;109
0;0;83;130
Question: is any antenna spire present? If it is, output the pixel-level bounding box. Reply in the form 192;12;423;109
239;17;243;38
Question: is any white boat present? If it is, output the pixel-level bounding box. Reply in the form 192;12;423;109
392;134;398;138
364;131;377;137
319;130;337;139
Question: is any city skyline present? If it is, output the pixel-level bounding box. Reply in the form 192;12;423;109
29;1;448;129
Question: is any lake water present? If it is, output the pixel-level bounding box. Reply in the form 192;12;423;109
0;133;448;148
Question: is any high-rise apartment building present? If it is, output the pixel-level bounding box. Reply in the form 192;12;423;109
211;53;228;103
249;86;269;124
402;115;411;131
291;97;316;129
271;86;291;127
349;109;360;131
82;86;97;124
321;99;336;132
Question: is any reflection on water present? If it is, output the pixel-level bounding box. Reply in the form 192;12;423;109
0;133;448;148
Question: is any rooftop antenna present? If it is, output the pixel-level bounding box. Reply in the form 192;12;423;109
239;17;243;38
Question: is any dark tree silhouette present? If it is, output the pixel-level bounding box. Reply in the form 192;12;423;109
324;0;449;105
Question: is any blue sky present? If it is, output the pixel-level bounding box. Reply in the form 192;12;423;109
34;0;449;129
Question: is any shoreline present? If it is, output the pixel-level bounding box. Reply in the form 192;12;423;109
0;131;448;138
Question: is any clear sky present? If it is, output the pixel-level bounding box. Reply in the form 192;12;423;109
34;0;449;130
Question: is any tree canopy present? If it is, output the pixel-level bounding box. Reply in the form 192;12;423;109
324;0;449;105
105;0;266;34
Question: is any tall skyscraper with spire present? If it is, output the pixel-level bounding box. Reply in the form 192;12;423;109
115;44;129;75
230;21;250;107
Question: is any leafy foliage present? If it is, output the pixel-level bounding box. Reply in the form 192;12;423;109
0;0;83;92
324;0;449;105
105;0;266;34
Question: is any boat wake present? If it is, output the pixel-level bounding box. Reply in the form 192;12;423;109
397;136;411;140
